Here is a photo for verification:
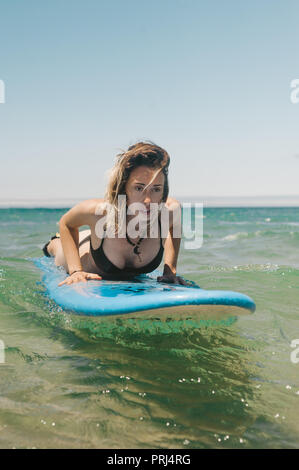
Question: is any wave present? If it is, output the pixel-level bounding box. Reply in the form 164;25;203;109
209;263;281;272
222;231;261;241
221;230;299;242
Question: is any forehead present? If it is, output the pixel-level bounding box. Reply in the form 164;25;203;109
128;165;164;184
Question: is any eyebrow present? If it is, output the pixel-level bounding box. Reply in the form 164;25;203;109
134;182;163;186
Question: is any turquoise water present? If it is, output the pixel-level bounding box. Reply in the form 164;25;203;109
0;207;299;449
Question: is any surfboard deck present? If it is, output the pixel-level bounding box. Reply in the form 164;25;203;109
33;257;256;320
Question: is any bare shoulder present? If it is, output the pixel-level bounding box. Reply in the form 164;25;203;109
165;197;181;211
77;198;109;222
165;197;181;215
59;198;107;229
163;197;181;230
89;198;108;213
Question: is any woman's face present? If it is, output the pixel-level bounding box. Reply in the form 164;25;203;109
125;165;165;216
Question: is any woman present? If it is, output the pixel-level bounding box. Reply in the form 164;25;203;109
43;142;189;286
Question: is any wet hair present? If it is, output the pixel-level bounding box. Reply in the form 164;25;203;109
103;141;170;234
105;141;170;205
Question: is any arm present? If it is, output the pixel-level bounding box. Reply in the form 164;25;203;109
161;222;181;277
157;198;191;286
58;199;103;286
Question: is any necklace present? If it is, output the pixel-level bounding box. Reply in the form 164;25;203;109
125;231;144;263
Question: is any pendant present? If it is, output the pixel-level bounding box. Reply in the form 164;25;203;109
133;246;142;262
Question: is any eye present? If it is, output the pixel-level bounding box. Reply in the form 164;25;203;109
135;186;143;192
153;187;162;192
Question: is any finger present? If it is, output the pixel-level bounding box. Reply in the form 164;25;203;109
161;277;174;283
179;278;190;286
87;274;102;280
65;278;77;285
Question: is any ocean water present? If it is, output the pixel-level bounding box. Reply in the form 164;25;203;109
0;206;299;449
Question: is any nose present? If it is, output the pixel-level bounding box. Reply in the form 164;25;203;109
142;192;151;204
143;196;152;208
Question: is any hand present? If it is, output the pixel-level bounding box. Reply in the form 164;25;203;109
157;274;193;286
58;271;102;287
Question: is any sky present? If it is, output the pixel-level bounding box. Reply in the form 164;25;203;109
0;0;299;204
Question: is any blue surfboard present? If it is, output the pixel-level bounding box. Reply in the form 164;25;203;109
34;257;256;320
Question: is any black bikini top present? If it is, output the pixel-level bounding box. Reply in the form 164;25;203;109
90;217;164;275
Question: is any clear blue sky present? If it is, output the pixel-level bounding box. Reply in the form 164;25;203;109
0;0;299;201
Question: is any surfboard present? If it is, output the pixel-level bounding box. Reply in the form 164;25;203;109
34;257;256;320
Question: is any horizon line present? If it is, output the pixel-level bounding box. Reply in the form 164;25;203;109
1;195;299;209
